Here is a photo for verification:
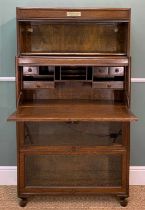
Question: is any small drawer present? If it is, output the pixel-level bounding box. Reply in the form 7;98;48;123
23;81;55;89
23;67;39;75
93;67;109;78
109;67;124;77
92;81;124;89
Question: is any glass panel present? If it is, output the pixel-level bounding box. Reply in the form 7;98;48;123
24;122;122;146
19;21;128;55
25;154;122;187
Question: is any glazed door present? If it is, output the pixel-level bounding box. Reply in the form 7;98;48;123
18;21;128;55
19;151;127;194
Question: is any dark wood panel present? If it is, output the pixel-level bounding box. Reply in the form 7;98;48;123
17;56;129;66
16;8;130;20
20;146;126;154
22;87;124;101
19;186;126;195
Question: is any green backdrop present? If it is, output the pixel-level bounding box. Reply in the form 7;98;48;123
0;0;145;165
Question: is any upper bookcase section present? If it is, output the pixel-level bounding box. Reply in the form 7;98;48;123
16;8;131;56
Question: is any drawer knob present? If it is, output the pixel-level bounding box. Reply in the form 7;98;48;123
115;68;119;73
28;68;32;72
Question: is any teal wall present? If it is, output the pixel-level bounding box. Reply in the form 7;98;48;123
0;0;145;165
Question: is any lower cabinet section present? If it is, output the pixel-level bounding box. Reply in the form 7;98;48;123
18;152;128;193
18;121;129;197
17;122;129;208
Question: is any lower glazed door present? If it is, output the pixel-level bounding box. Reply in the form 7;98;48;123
19;152;127;194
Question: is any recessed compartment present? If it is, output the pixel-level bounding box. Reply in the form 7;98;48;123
92;66;124;90
18;21;129;55
60;66;87;80
22;66;55;89
22;65;125;90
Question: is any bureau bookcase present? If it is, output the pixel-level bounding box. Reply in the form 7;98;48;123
8;8;137;207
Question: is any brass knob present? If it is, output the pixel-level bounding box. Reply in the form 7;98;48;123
28;68;32;72
115;68;119;73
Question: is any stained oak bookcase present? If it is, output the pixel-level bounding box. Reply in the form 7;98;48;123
8;8;137;207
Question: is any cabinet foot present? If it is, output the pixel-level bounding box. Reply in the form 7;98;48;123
19;198;28;207
119;196;128;207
